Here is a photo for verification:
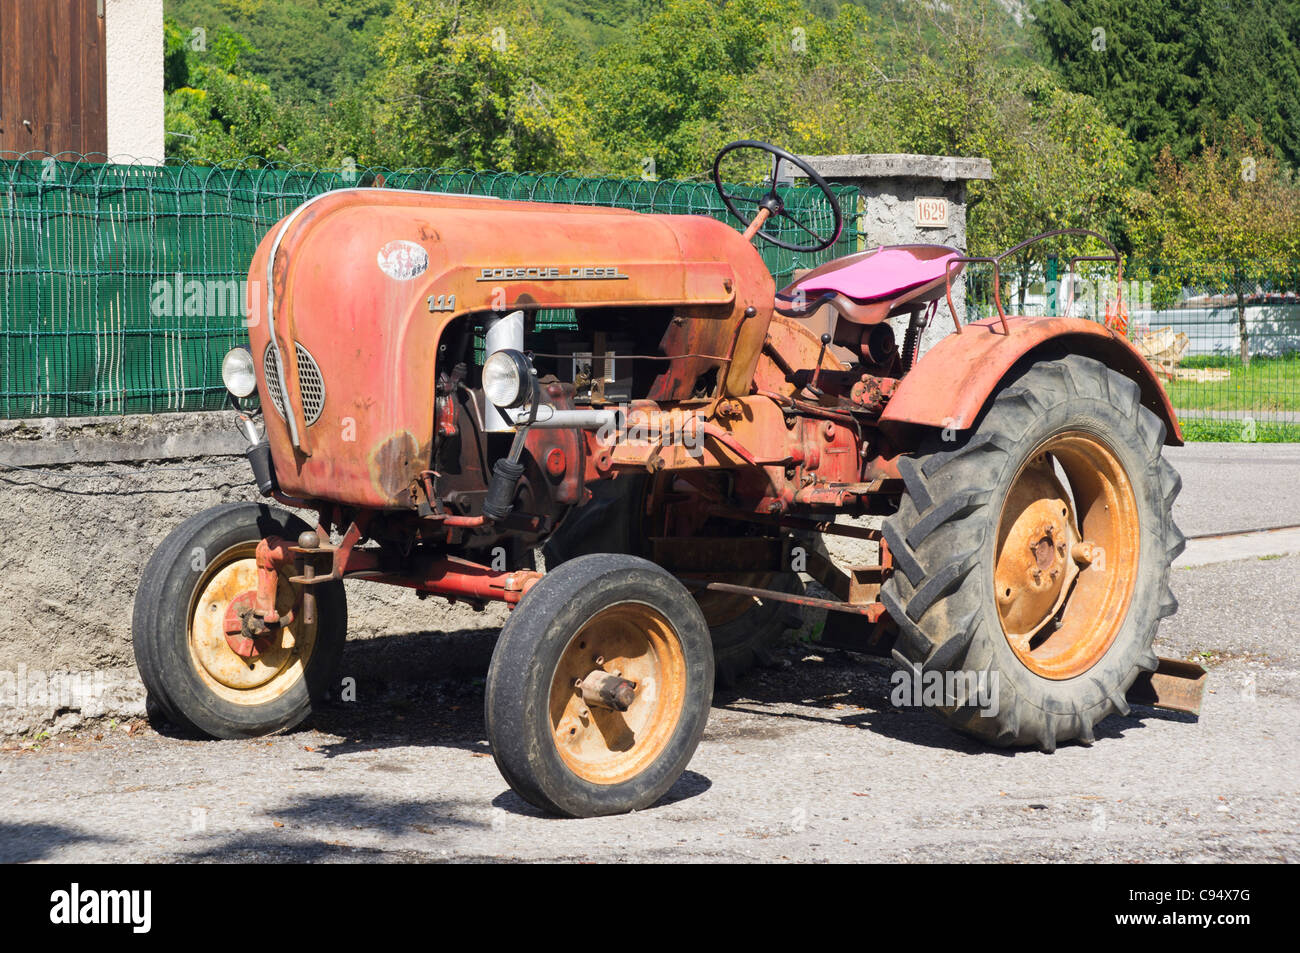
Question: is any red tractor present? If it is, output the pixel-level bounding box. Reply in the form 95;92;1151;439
133;141;1201;818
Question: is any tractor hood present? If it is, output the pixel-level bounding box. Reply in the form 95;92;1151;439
244;187;774;509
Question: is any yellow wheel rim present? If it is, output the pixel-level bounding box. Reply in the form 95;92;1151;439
994;432;1140;680
548;603;687;785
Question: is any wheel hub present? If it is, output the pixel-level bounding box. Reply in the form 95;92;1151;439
222;591;273;659
994;434;1140;679
189;544;314;699
576;670;638;712
994;465;1082;649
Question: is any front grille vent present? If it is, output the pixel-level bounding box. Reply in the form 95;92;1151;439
263;342;325;426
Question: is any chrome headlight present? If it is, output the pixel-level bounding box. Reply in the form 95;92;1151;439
482;349;533;408
221;346;257;399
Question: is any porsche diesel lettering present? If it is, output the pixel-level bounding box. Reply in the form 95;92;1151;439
476;265;630;281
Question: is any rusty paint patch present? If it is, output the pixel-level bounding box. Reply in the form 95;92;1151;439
370;430;422;503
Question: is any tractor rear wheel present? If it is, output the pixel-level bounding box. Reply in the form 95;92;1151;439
485;554;714;817
879;355;1184;751
544;476;804;686
132;503;347;738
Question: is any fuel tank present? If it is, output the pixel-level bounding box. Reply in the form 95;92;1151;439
244;188;775;510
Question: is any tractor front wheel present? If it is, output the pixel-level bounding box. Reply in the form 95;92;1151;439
485;554;714;817
132;503;347;738
880;355;1184;751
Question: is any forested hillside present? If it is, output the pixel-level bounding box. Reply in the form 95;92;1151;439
159;0;1300;264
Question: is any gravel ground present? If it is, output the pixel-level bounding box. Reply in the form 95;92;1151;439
2;550;1296;864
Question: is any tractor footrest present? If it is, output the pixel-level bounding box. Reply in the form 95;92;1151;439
287;573;339;586
1125;657;1208;715
804;547;885;603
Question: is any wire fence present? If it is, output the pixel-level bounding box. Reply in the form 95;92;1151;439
967;259;1300;442
0;153;853;418
4;153;1295;441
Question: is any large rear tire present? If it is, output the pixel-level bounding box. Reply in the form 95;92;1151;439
485;554;713;817
132;502;347;739
879;355;1184;751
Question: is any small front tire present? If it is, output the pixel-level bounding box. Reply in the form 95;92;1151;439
132;502;347;739
485;554;714;817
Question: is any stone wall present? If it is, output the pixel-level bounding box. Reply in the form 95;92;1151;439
0;412;505;735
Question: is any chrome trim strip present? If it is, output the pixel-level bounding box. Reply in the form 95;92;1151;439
265;187;503;447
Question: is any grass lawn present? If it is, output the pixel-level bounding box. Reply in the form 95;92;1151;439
1160;353;1300;412
1179;418;1300;442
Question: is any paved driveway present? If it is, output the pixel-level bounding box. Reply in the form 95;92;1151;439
2;549;1296;863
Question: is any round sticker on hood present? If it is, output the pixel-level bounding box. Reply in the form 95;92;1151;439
377;240;428;281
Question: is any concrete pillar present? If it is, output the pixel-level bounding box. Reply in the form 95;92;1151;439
792;153;993;358
105;0;164;162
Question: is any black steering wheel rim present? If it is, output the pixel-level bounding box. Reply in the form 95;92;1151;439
711;139;843;253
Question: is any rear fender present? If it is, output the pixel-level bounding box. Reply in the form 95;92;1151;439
879;316;1183;445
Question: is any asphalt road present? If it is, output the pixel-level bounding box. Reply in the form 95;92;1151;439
2;547;1296;863
1165;443;1300;537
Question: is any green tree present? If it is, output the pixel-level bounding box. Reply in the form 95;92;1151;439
362;0;594;171
1130;121;1300;363
166;0;394;102
163;19;285;160
1033;0;1300;179
578;0;1136;283
718;4;897;163
163;15;376;165
579;0;819;177
885;1;1136;304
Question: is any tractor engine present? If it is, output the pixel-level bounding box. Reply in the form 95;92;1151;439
238;187;777;563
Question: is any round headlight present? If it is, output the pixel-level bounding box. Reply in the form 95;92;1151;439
482;349;533;408
221;346;257;399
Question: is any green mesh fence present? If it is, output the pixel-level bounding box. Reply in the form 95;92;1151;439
0;154;855;419
967;258;1300;442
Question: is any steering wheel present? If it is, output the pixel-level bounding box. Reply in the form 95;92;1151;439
712;139;843;253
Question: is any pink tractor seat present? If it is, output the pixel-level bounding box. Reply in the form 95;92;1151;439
786;244;961;304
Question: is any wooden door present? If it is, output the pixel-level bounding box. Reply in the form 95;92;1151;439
0;0;107;156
